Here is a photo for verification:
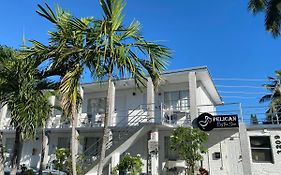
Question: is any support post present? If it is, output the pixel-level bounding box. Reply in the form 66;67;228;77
148;128;159;175
188;72;198;123
239;123;252;175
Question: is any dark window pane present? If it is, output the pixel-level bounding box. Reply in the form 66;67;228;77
251;149;273;163
250;136;271;148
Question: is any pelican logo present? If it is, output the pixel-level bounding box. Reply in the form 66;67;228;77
197;113;215;131
197;113;239;131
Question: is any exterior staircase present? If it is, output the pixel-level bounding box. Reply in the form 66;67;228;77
80;105;155;175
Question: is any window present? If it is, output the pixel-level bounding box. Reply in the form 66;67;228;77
164;136;179;160
87;98;106;115
57;137;70;149
164;90;188;111
250;136;273;163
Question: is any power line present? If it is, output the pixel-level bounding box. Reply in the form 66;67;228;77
216;85;270;89
214;78;268;82
218;91;266;95
221;96;259;99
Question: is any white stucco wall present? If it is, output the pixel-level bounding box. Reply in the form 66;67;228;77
247;129;281;175
203;129;242;175
196;83;215;115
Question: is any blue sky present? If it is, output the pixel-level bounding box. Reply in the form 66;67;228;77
1;0;280;119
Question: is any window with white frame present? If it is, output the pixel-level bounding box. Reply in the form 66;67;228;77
250;136;273;163
164;90;188;111
57;137;70;149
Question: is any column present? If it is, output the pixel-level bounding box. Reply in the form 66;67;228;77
188;72;198;123
42;95;56;167
239;123;252;175
111;152;120;172
0;104;8;129
79;86;84;114
148;128;159;175
147;78;155;122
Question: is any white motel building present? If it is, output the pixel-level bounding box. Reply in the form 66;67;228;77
1;66;281;175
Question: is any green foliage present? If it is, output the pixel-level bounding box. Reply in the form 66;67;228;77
248;0;281;37
260;70;281;121
0;46;54;140
112;154;143;175
170;127;208;175
250;114;258;124
53;148;81;175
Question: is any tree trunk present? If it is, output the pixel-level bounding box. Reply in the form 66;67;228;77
0;131;4;175
98;74;113;175
10;128;22;175
71;103;78;175
39;128;47;175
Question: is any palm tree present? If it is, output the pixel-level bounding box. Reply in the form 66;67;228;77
248;0;281;37
0;45;14;175
28;4;92;175
0;47;55;175
260;71;281;122
29;2;171;174
85;1;171;174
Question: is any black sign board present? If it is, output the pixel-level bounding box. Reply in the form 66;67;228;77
197;113;239;131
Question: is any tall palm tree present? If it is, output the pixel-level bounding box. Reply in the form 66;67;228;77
260;70;281;121
0;45;14;175
85;1;171;174
248;0;281;37
0;47;55;175
28;4;92;175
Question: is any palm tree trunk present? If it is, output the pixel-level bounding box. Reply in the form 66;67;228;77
39;128;47;175
0;131;4;175
98;74;113;175
71;103;78;175
11;128;22;175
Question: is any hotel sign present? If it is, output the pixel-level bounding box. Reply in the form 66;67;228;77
197;113;239;131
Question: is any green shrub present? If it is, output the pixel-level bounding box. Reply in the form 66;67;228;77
112;153;143;175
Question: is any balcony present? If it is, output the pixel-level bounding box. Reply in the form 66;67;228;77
46;115;71;129
161;102;191;126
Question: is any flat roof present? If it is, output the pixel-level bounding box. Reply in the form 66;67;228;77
81;66;223;105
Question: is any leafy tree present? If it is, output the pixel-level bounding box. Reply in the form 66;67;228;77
0;46;54;175
112;153;143;175
170;127;208;175
248;0;281;37
260;71;281;123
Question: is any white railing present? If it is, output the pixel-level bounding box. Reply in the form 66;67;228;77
161;103;191;126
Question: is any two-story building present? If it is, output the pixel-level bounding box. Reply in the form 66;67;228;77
1;66;281;175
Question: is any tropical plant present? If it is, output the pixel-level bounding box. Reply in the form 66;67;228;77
0;46;55;175
170;127;208;175
86;1;171;174
112;153;143;175
27;4;92;175
260;70;281;122
248;0;281;37
250;114;259;124
29;1;171;174
53;148;82;175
